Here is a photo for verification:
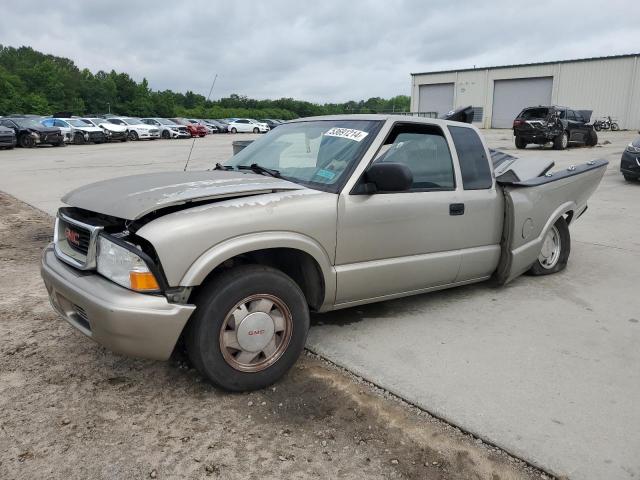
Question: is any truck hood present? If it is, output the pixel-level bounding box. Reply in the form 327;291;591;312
61;170;305;220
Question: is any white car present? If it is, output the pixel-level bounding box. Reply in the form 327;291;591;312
106;117;161;141
227;118;269;134
141;118;191;139
81;118;129;142
41;118;107;144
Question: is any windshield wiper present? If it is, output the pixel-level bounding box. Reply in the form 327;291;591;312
237;163;281;178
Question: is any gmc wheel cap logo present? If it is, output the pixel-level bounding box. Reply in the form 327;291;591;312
64;227;80;246
248;329;265;336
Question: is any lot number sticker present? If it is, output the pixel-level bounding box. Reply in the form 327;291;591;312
324;127;369;142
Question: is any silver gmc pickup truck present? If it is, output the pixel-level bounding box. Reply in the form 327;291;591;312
41;114;607;391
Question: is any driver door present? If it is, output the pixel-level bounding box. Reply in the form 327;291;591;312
334;123;463;305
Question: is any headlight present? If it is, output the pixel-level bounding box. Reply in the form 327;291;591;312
31;132;40;138
626;143;640;154
97;236;160;292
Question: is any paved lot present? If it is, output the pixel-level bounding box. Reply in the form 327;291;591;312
1;129;639;479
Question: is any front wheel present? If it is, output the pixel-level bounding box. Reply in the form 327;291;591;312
161;130;171;139
230;127;237;134
128;130;139;141
74;132;85;145
594;123;602;131
623;174;637;182
611;123;619;131
253;127;259;134
528;216;570;275
185;265;310;392
18;134;35;148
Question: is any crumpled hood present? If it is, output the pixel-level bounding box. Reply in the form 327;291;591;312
61;170;305;220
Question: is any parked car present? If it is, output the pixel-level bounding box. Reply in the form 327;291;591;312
106;117;161;141
0;117;65;148
620;133;640;182
170;118;207;137
141;118;191;139
41;114;607;392
189;119;218;135
260;119;282;130
227;118;269;133
80;118;128;142
513;105;597;150
0;124;17;149
41;118;106;144
206;119;229;133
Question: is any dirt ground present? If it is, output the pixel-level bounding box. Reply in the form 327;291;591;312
0;192;548;480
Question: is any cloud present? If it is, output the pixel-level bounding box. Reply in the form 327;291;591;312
1;0;638;102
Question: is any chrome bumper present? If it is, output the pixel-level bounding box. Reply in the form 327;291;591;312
40;245;195;360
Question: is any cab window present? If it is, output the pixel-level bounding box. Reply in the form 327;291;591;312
448;126;492;190
373;123;455;191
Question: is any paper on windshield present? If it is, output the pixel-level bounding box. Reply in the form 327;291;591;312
323;127;369;142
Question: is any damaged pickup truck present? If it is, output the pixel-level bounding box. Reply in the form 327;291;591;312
41;114;607;391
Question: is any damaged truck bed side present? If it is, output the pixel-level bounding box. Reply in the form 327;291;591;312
41;114;607;391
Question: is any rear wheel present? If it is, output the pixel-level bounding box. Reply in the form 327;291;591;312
514;136;527;149
553;131;568;150
623;174;637;182
185;265;309;392
528;216;570;275
586;129;598;147
594;123;602;131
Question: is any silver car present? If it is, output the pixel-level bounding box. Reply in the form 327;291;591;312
41;114;607;391
141;118;191;139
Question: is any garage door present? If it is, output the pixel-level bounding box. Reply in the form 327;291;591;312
418;83;454;117
491;77;553;128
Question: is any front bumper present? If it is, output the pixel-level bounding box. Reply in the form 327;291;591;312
138;131;161;139
40;245;195;360
0;135;16;147
620;150;640;177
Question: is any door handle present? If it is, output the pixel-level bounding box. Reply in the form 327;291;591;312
449;203;465;216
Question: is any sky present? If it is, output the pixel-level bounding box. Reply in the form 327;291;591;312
1;0;639;103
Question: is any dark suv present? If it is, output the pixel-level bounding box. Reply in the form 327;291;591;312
513;106;597;150
621;134;640;182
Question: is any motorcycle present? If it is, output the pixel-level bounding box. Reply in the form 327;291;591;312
593;116;619;131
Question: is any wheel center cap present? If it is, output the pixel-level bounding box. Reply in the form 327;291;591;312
236;312;275;352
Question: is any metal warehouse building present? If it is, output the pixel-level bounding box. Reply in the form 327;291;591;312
410;53;640;129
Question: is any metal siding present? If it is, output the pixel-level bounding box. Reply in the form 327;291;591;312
491;77;553;128
418;83;454;117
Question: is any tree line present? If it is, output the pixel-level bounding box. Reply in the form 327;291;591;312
0;45;410;119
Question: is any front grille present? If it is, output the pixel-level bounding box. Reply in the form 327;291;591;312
89;131;105;142
54;212;103;270
149;129;159;135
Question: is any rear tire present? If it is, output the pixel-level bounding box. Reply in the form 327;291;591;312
514;136;527;149
528;216;570;275
185;265;310;392
586;129;598;147
553;131;568;150
623;174;637;182
594;123;602;131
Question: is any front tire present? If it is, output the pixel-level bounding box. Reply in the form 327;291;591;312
18;134;35;148
161;130;171;139
623;174;637;182
528;216;570;275
553;131;568;150
74;132;85;145
514;136;527;149
185;265;310;392
611;123;619;131
128;130;139;141
253;127;260;134
230;127;237;134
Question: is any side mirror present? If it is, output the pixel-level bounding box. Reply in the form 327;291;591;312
362;162;413;193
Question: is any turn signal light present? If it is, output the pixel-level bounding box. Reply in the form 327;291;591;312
129;271;160;292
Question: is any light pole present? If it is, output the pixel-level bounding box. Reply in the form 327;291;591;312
107;102;111;114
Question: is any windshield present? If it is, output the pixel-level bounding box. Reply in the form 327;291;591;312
88;118;104;125
14;118;43;128
123;118;142;125
159;118;176;125
224;120;382;193
66;119;89;127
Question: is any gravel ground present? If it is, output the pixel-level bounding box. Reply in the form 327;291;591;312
0;192;550;479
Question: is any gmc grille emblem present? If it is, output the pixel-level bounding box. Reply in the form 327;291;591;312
65;227;80;246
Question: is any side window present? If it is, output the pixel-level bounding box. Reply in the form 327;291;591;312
574;112;584;122
374;124;455;191
557;110;566;119
54;120;67;128
42;119;54;127
567;110;577;121
448;126;492;190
